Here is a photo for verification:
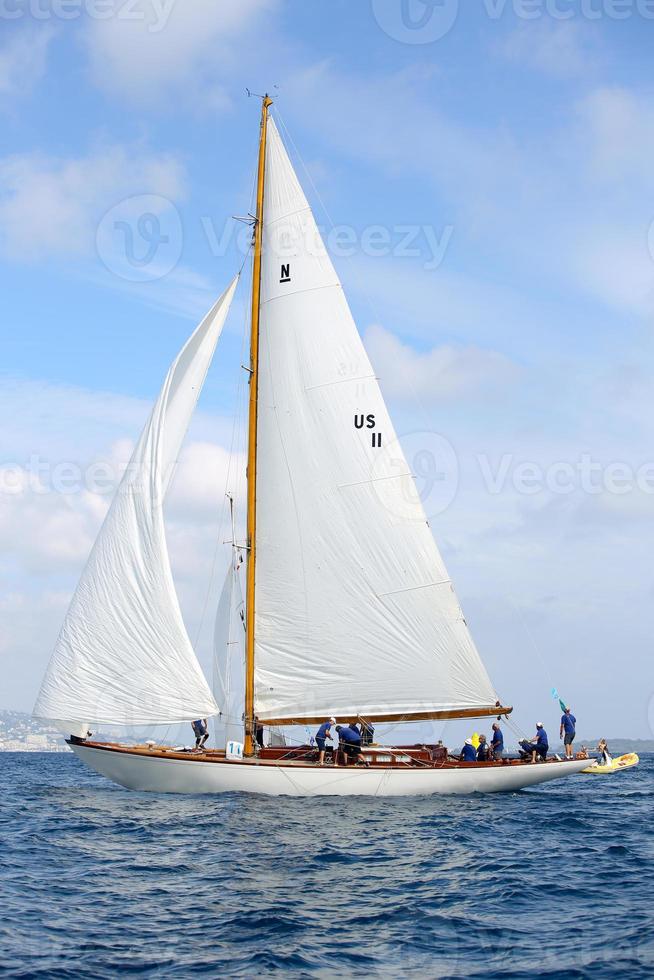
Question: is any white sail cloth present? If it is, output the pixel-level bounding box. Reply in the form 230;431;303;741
253;120;498;722
34;277;238;729
213;556;246;746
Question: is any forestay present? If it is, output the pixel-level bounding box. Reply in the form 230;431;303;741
253;119;498;723
34;277;238;729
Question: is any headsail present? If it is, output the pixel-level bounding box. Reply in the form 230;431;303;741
253;120;499;724
34;277;238;729
212;554;246;747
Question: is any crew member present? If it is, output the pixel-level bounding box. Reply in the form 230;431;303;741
460;738;477;762
191;719;209;751
476;734;489;762
559;706;577;760
359;718;375;746
490;723;504;760
315;716;336;766
335;724;368;766
530;723;548;763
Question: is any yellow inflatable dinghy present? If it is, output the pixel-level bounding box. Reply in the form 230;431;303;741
581;753;639;774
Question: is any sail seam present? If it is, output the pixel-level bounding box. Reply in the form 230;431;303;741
305;374;376;392
266;205;312;226
377;580;452;598
337;472;412;490
261;283;340;307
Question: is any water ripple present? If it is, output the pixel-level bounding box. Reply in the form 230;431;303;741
1;752;653;977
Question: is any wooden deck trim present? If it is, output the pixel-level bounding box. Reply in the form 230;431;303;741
69;737;566;772
259;705;513;726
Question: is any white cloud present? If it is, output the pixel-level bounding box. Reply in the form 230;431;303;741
364;324;518;403
494;20;599;78
578;86;654;185
570;226;654;316
282;63;654;322
84;0;279;108
0;144;185;260
0;25;55;100
0;376;242;709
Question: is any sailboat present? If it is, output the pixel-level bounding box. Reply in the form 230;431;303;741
34;97;592;795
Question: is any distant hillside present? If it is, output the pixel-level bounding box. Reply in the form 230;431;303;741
0;709;67;751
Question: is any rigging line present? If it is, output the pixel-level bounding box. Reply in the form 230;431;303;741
507;594;560;705
191;269;253;652
275;105;386;326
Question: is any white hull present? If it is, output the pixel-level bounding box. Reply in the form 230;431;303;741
70;742;592;796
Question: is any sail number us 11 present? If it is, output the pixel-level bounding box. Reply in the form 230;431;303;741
355;414;382;448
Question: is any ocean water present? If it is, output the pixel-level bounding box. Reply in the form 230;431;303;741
1;752;653;978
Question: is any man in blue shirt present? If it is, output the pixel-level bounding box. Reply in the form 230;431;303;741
559;706;577;759
315;716;336;766
530;723;548;763
490;723;504;760
476;734;489;762
335;724;368;766
460;738;477;762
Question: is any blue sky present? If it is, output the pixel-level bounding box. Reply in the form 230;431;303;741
2;0;654;742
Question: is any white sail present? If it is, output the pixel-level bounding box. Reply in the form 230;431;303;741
34;277;238;729
212;555;246;746
253;120;498;723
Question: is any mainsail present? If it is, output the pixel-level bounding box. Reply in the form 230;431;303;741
34;277;238;729
213;554;246;746
253;120;498;724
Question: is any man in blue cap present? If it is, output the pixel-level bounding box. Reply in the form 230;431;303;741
559;706;577;760
315;717;336;766
530;723;548;763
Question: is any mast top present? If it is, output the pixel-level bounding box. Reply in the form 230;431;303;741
246;88;274;108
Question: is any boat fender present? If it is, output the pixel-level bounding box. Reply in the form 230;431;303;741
226;741;244;760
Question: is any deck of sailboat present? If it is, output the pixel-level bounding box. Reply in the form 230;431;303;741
70;739;587;771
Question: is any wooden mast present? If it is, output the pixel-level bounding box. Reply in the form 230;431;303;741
244;94;272;757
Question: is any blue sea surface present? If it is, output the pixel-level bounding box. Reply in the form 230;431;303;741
1;752;653;978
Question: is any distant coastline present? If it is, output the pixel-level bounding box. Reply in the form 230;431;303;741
557;738;653;755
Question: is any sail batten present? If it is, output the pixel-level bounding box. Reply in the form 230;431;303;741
252;118;499;723
34;277;238;729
